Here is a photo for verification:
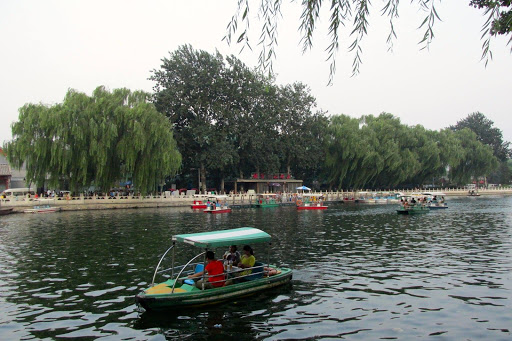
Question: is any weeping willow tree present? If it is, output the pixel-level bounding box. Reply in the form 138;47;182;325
4;86;182;194
324;113;498;189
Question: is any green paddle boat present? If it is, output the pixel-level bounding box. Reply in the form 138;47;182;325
252;194;280;208
397;194;430;214
135;227;292;311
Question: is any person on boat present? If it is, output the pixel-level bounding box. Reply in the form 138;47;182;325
223;245;241;265
237;245;256;279
410;197;417;205
187;251;225;289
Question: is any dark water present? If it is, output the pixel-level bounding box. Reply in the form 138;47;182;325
1;196;511;340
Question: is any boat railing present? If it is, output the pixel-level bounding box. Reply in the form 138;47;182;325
171;251;206;293
151;244;175;287
157;262;203;275
170;263;271;289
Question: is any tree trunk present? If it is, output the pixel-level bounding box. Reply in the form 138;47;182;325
200;163;207;194
220;177;225;194
287;164;291;176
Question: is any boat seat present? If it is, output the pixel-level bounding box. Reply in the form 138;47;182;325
145;283;186;295
184;263;204;285
245;262;264;281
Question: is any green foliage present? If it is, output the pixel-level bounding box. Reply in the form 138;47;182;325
4;87;181;194
448;128;499;184
226;0;510;81
450;112;511;162
151;45;326;191
325;113;499;188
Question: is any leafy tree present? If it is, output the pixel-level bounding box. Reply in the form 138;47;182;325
4;87;181;194
448;128;499;184
324;113;499;189
470;1;512;35
450;112;511;162
276;82;326;178
225;0;511;81
152;45;328;191
152;45;234;193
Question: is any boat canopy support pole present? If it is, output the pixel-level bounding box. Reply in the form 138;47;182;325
151;244;175;287
171;241;176;280
202;248;207;290
171;251;206;293
267;242;271;273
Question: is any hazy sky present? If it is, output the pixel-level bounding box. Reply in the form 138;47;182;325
1;0;511;145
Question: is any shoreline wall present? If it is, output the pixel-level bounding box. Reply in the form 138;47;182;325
1;187;511;212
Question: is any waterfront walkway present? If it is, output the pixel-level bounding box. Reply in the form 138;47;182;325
1;187;511;212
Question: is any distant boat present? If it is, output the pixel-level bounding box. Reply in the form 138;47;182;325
467;190;480;197
23;205;61;213
0;207;14;216
204;195;231;214
396;204;430;215
422;192;448;209
253;194;280;208
296;194;327;210
397;194;430;215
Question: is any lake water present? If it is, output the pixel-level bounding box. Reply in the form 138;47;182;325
0;196;511;340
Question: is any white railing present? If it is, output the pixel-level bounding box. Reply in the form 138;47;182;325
1;187;511;208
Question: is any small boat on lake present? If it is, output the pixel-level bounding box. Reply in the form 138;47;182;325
397;194;430;215
204;195;231;214
468;190;481;197
296;194;327;210
191;200;207;209
253;194;280;208
0;207;14;216
422;192;448;209
23;205;61;213
135;227;292;311
355;192;376;204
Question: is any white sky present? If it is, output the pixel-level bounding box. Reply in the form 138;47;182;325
1;0;511;146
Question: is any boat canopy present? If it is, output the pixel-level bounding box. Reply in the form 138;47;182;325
172;227;272;248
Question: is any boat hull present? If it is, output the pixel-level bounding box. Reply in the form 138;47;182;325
191;204;207;209
204;208;232;214
397;206;430;214
136;268;292;311
0;208;14;215
428;205;448;209
23;207;61;213
297;205;327;210
253;203;280;208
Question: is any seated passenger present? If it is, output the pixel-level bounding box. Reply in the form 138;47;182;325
237;245;256;279
223;245;241;265
187;251;225;289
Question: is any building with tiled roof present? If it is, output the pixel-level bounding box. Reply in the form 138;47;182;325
0;148;28;191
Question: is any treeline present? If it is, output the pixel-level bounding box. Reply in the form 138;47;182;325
4;45;509;193
152;45;506;191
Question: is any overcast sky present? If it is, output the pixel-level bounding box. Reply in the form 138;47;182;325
1;0;511;146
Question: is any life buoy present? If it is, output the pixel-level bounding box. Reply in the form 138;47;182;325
296;200;302;206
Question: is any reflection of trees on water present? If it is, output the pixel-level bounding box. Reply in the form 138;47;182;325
2;197;511;339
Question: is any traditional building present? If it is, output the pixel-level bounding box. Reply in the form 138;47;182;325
0;148;29;190
234;173;303;194
0;148;11;191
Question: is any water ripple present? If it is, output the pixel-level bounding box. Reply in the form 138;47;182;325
0;198;511;339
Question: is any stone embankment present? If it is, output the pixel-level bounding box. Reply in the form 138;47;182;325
1;188;511;212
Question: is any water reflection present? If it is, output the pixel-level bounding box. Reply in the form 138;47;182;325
0;197;511;339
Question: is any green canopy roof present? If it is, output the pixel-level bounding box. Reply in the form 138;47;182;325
173;227;271;248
